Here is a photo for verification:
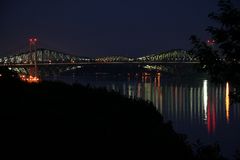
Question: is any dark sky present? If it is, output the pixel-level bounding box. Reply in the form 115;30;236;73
0;0;239;57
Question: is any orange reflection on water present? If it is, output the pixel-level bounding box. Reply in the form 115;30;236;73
226;82;230;123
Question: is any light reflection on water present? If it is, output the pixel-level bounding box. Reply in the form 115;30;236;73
97;73;239;135
47;72;240;158
226;82;230;123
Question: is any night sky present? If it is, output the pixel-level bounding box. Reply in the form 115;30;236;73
0;0;239;57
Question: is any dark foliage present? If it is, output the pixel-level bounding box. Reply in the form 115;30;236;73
193;141;227;160
0;77;193;159
190;0;240;102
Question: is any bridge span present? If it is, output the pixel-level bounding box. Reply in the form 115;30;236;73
0;48;198;76
0;48;197;65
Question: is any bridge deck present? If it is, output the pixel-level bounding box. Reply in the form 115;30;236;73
0;61;199;67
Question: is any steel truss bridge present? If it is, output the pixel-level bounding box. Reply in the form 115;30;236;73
0;48;198;75
0;48;197;65
0;48;91;65
95;50;198;63
136;50;197;62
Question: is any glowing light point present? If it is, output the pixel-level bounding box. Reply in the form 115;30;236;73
226;82;230;123
207;39;215;46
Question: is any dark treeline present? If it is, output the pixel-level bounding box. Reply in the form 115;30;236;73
190;0;240;103
0;67;231;159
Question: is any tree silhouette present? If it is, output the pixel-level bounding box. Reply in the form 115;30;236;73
190;0;240;84
190;0;240;102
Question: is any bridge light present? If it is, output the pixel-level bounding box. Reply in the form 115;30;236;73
29;37;37;45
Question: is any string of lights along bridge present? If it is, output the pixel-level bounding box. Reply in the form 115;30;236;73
0;39;200;65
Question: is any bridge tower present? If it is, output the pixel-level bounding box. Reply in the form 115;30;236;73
29;37;38;77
